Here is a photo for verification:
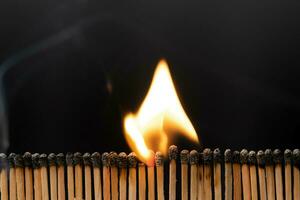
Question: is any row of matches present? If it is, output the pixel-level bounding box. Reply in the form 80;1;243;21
0;146;300;200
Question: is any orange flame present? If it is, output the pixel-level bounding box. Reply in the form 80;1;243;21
123;59;199;165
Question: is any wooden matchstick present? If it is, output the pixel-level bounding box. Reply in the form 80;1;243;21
48;154;58;200
39;154;49;200
232;151;242;200
293;149;300;200
128;152;137;200
83;153;92;200
14;154;25;200
190;150;199;200
32;153;42;200
156;152;165;200
23;153;33;200
73;152;83;200
139;162;146;200
109;152;119;200
224;149;233;200
180;150;189;200
273;149;283;200
56;153;66;200
8;153;17;200
102;152;111;200
248;151;258;200
257;150;267;200
265;149;275;200
0;154;8;200
240;149;251;200
213;148;222;200
118;152;127;200
203;148;213;200
66;153;75;200
148;151;155;200
91;152;102;200
168;145;178;200
198;152;204;200
284;149;292;200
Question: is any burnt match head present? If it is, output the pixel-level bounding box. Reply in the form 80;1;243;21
23;152;32;167
273;149;282;164
240;149;248;164
56;153;65;166
224;149;232;163
180;150;189;164
91;152;101;168
73;152;82;165
213;148;222;163
190;150;199;165
248;151;256;165
14;154;24;168
101;152;110;167
128;152;137;168
109;152;118;167
83;153;92;166
257;150;265;166
264;149;273;165
66;153;73;166
155;152;164;166
118;152;127;168
32;153;40;169
8;153;16;168
48;153;57;166
203;148;213;164
232;151;240;164
0;153;7;169
284;149;292;163
293;149;300;167
39;154;48;167
168;145;178;160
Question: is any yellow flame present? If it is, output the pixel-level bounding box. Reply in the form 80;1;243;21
123;59;199;165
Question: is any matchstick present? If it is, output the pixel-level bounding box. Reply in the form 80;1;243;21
257;151;267;200
14;154;25;200
232;151;242;200
91;152;102;200
190;150;199;200
248;151;258;200
102;152;111;200
139;162;146;200
73;152;83;200
83;153;92;200
48;154;58;200
240;149;251;200
128;152;137;200
156;152;165;200
118;152;127;200
56;153;66;200
32;153;42;200
224;149;232;200
66;153;75;200
198;152;204;200
213;148;222;200
148;151;155;200
8;153;17;200
203;148;213;200
284;149;292;200
273;149;283;200
109;152;119;200
23;153;33;200
265;149;275;200
168;145;178;200
180;150;189;200
39;154;49;200
293;149;300;200
0;154;8;200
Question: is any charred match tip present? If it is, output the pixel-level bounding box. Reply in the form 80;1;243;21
48;153;57;166
180;150;189;164
248;151;256;165
203;148;213;164
39;154;48;167
213;148;222;163
101;152;110;167
189;150;199;165
293;149;300;166
118;152;127;168
0;153;7;169
83;153;92;166
32;153;40;169
56;153;65;166
155;152;164;166
273;149;282;164
240;149;248;164
109;152;118;167
284;149;292;162
8;153;16;168
168;145;178;160
264;149;273;165
14;154;24;168
232;151;240;163
257;150;265;166
91;152;101;168
73;152;82;165
224;149;232;163
66;152;73;166
23;152;32;167
128;152;137;168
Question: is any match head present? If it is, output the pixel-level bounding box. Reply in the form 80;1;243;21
273;149;282;164
0;153;7;169
56;153;65;166
168;145;178;160
48;153;57;166
66;152;73;166
284;149;292;163
23;152;32;167
83;153;92;166
190;150;199;165
203;148;213;164
232;151;240;163
128;152;137;168
213;148;222;163
264;149;273;165
14;154;24;168
8;153;16;168
39;154;48;167
257;150;265;166
73;152;83;165
248;151;256;165
155;152;164;166
293;149;300;167
240;149;248;164
109;152;119;167
101;152;110;167
224;149;232;163
91;152;101;168
118;152;127;168
180;150;189;164
32;153;40;169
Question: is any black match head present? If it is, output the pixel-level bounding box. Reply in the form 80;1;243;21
39;154;48;167
180;150;189;164
284;149;292;163
190;150;199;165
8;153;16;168
232;151;240;164
66;153;73;166
14;154;24;168
224;149;232;163
264;149;273;165
155;152;164;166
73;152;82;166
0;153;7;169
32;153;40;169
293;149;300;167
213;148;222;163
101;152;110;167
91;152;101;168
56;153;65;166
48;153;57;166
109;152;118;167
23;152;32;167
83;153;92;166
257;150;265;167
203;148;213;164
118;152;127;168
128;152;137;168
273;149;282;164
248;151;256;165
240;149;248;164
168;145;178;160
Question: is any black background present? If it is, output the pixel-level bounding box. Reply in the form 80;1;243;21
0;0;299;154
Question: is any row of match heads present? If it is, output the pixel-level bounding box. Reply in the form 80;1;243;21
0;146;300;169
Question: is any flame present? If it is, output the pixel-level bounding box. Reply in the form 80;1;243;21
123;59;199;165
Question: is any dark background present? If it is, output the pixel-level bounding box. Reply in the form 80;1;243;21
0;0;299;154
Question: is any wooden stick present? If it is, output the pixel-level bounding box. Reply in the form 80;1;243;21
198;153;204;200
203;148;212;200
0;154;8;200
248;151;258;200
39;154;49;200
213;148;222;200
109;152;119;200
232;151;242;200
265;149;275;200
118;153;127;200
156;152;165;200
32;154;42;200
293;149;300;200
224;149;233;200
14;154;25;200
101;153;111;200
48;154;58;200
284;150;292;200
92;152;102;200
56;153;66;200
168;145;178;200
190;150;199;200
273;149;283;200
23;153;33;200
148;151;155;200
128;152;137;200
83;153;92;200
240;149;251;200
180;150;189;200
8;153;17;200
73;153;83;200
138;163;146;200
66;153;75;200
257;151;267;200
